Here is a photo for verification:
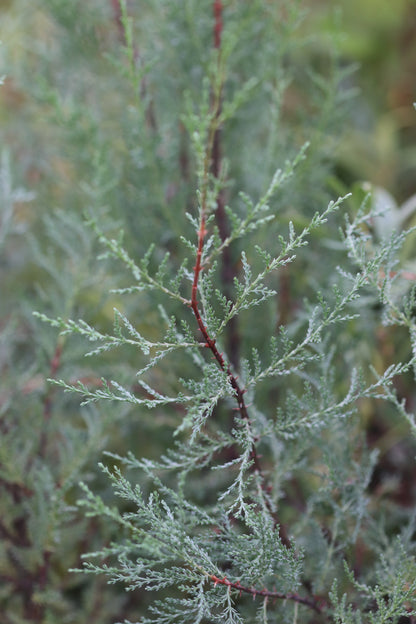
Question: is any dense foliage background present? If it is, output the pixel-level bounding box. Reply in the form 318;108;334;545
0;1;415;623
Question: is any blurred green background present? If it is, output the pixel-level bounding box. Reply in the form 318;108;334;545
312;0;416;201
1;0;416;199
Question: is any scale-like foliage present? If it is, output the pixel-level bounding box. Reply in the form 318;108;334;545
2;1;416;623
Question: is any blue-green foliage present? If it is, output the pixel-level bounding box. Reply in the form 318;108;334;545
2;1;416;623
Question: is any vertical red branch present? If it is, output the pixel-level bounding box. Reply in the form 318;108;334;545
213;0;223;49
189;0;260;480
189;154;257;466
189;103;267;527
188;2;294;551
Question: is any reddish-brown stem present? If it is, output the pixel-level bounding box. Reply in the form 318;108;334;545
209;574;324;614
213;0;223;49
187;2;291;545
190;221;261;473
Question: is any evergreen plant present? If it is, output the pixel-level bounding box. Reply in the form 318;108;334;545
1;1;416;623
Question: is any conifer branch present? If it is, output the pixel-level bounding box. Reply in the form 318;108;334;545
15;4;416;623
188;77;260;473
187;43;275;524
